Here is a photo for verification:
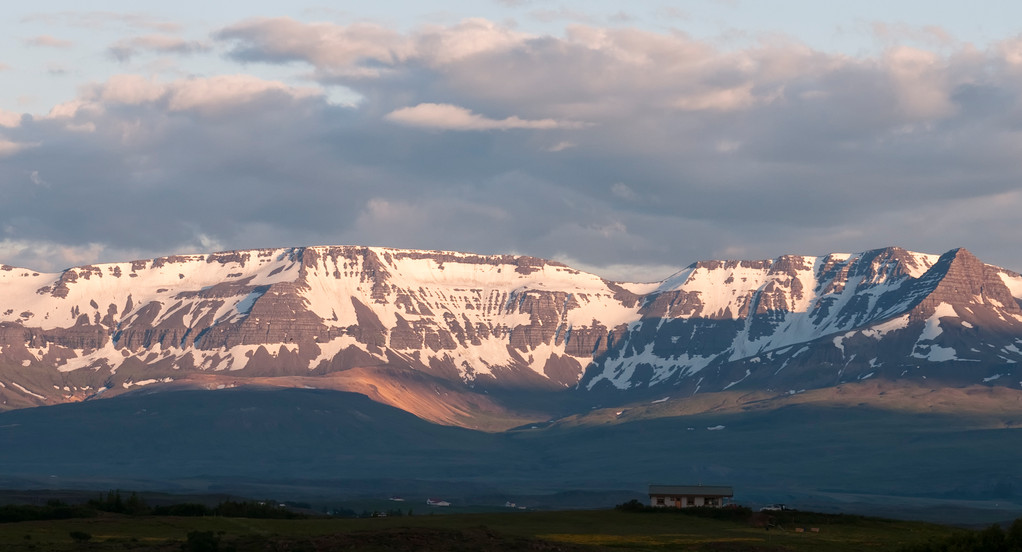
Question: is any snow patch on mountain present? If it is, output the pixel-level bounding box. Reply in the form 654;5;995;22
912;343;959;362
998;271;1022;299
920;303;957;341
861;314;911;338
723;369;752;390
10;381;45;399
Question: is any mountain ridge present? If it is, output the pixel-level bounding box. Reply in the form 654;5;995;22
1;244;1020;427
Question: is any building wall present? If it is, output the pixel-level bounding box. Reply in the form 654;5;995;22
650;495;725;508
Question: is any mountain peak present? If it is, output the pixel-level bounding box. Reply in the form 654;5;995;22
909;247;1020;316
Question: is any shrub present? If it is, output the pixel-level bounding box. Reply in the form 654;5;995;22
615;499;648;512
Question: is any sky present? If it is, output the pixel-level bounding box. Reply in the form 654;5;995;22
2;1;1022;280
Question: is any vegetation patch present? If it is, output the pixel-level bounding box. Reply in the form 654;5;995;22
899;518;1022;552
0;496;995;552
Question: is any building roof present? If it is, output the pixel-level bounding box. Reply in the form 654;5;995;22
649;485;733;497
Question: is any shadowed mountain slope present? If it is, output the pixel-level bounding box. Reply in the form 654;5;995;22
1;386;1021;522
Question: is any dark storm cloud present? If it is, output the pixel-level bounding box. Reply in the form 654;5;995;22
4;19;1022;276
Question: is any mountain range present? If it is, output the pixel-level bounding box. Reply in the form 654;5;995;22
1;245;1020;425
2;244;1022;519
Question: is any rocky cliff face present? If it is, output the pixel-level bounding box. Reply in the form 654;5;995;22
0;245;1020;413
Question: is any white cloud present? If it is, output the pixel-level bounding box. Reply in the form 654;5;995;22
0;109;22;128
416;18;529;64
673;84;763;111
218;17;412;77
213;18;812;121
50;74;324;118
385;103;585;130
997;36;1022;67
93;74;165;105
28;171;47;187
884;46;954;119
164;75;321;112
24;35;72;48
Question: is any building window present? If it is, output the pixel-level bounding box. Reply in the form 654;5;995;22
686;497;695;506
656;497;664;506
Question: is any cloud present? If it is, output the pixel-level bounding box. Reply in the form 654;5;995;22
547;141;575;152
610;183;637;201
25;35;72;48
108;35;210;62
200;18;1022;273
672;84;764;111
884;46;957;119
28;171;47;187
0;238;158;272
0;110;22;128
0;73;360;269
0;140;39;157
872;22;957;49
655;7;689;21
161;75;321;112
22;11;180;32
6;18;1022;280
212;18;808;120
56;74;323;116
549;256;680;283
217;17;412;77
528;8;596;24
385;103;585;130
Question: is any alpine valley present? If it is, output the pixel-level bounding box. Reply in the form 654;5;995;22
2;245;1022;521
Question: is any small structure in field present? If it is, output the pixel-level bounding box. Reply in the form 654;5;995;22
648;484;733;508
426;498;451;507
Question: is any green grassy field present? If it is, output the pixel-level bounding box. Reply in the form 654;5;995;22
0;508;964;551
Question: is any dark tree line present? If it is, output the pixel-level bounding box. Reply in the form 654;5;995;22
0;490;310;523
0;500;96;523
86;491;305;518
615;499;752;522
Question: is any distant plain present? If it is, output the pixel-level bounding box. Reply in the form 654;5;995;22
2;386;1021;525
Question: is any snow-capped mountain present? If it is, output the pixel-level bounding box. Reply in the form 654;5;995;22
581;247;1022;393
1;245;1020;416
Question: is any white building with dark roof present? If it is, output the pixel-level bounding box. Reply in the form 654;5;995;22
648;485;733;508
